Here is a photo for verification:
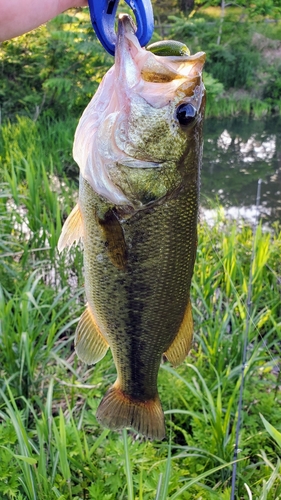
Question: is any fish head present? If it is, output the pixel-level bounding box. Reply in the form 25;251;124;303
114;14;206;166
73;14;206;206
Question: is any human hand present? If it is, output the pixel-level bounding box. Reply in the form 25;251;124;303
0;0;88;42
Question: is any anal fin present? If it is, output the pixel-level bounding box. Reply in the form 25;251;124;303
164;300;193;367
75;306;109;364
58;203;84;252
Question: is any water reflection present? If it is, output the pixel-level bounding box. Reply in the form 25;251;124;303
201;116;281;223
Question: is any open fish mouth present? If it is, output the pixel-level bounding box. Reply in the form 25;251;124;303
116;13;206;107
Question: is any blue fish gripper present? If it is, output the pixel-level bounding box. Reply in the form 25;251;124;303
87;0;154;56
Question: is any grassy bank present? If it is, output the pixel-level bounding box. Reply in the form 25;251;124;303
0;115;280;499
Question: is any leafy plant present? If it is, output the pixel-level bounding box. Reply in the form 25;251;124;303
205;42;260;90
263;65;281;111
0;10;112;121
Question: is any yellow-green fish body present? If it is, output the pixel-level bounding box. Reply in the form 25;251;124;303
58;14;206;440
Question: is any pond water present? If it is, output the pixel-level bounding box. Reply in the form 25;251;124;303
201;116;281;224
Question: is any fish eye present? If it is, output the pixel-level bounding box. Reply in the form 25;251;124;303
176;103;197;126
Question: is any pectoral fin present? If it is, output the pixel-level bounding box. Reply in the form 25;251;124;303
58;204;84;252
97;209;127;270
164;300;193;367
75;306;109;364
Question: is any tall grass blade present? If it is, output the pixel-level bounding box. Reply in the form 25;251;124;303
161;438;172;499
123;429;134;500
244;483;253;500
260;414;281;449
52;409;72;499
0;387;37;500
154;473;163;500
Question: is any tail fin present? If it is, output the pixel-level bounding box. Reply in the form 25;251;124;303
96;381;166;440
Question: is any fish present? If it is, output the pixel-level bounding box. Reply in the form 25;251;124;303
58;13;206;440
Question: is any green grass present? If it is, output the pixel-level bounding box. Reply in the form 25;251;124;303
0;116;280;499
205;94;276;119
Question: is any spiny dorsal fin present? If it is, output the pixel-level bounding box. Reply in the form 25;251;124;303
58;204;84;253
164;300;193;367
75;305;109;364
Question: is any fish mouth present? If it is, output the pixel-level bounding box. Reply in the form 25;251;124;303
115;13;206;107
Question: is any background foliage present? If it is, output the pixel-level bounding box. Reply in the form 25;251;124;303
0;12;112;120
1;3;281;121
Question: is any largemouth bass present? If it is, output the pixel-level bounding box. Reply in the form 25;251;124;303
58;14;205;440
